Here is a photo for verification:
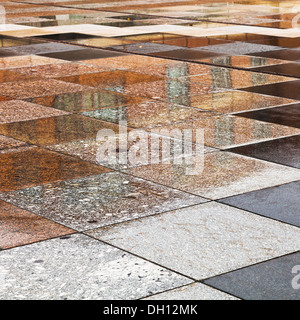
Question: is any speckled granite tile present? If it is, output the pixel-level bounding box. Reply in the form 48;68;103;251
0;200;75;249
0;134;27;150
143;283;239;300
81;101;215;129
154;115;300;149
24;90;146;113
0;233;191;300
0;100;68;123
0;146;110;192
0;69;39;83
58;70;161;89
0;171;206;231
0;79;90;99
86;202;300;279
205;252;300;300
125;151;300;200
0;114;123;146
0;55;65;69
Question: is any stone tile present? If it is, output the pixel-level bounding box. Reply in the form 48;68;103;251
205;252;300;300
143;283;239;300
0;234;191;299
0;69;38;83
0;146;109;192
154;115;300;149
125;151;300;199
0;79;90;99
0;135;27;150
0;100;68;123
86;202;300;279
249;49;300;61
237;103;300;128
24;90;145;113
228;135;300;169
220;181;300;227
0;114;123;146
0;55;64;69
0;172;206;231
251;62;300;77
0;200;74;249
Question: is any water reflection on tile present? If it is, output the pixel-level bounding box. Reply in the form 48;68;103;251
250;62;300;78
0;200;75;249
0;114;122;146
0;146;110;192
151;49;228;61
58;70;161;89
125;151;300;199
0;172;206;231
81;101;215;128
154;115;300;149
24;90;146;113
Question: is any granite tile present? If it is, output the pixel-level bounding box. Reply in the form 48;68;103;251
228;135;300;169
0;172;206;231
0;146;109;192
0;114;122;146
0;234;191;300
0;200;74;249
0;134;27;150
205;252;300;300
0;79;90;99
143;283;239;300
0;55;65;69
125;151;300;200
0;100;68;123
0;68;38;83
86;202;300;279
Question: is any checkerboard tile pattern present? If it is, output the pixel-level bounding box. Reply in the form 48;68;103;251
0;0;300;300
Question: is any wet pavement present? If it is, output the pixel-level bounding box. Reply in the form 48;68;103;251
0;0;300;300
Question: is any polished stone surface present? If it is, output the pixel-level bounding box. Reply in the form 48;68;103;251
87;202;300;279
205;252;300;300
0;234;191;300
251;62;300;77
0;172;206;231
220;181;300;227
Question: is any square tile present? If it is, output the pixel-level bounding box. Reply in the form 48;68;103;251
0;100;68;123
125;151;300;199
0;234;191;299
228;135;300;169
0;114;122;146
220;181;300;227
86;202;300;279
237;103;300;128
0;172;206;231
205;252;300;300
0;146;109;192
0;79;90;99
0;200;74;249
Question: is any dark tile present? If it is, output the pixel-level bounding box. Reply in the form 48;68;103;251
0;48;23;58
228;135;300;169
0;146;110;192
238;103;300;128
251;63;300;77
0;200;75;249
34;32;95;41
249;49;300;61
242;80;300;100
0;114;122;146
39;48;126;61
205;252;300;300
150;49;228;61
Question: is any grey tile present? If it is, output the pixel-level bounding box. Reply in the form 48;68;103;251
0;172;206;231
220;181;300;227
143;283;239;300
0;233;191;300
86;202;300;279
205;252;300;300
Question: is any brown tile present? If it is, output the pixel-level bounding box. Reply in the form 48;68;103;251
0;200;75;249
0;146;110;192
0;79;91;99
0;100;68;124
0;114;124;146
0;134;27;150
0;55;64;69
57;70;161;89
0;69;39;83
